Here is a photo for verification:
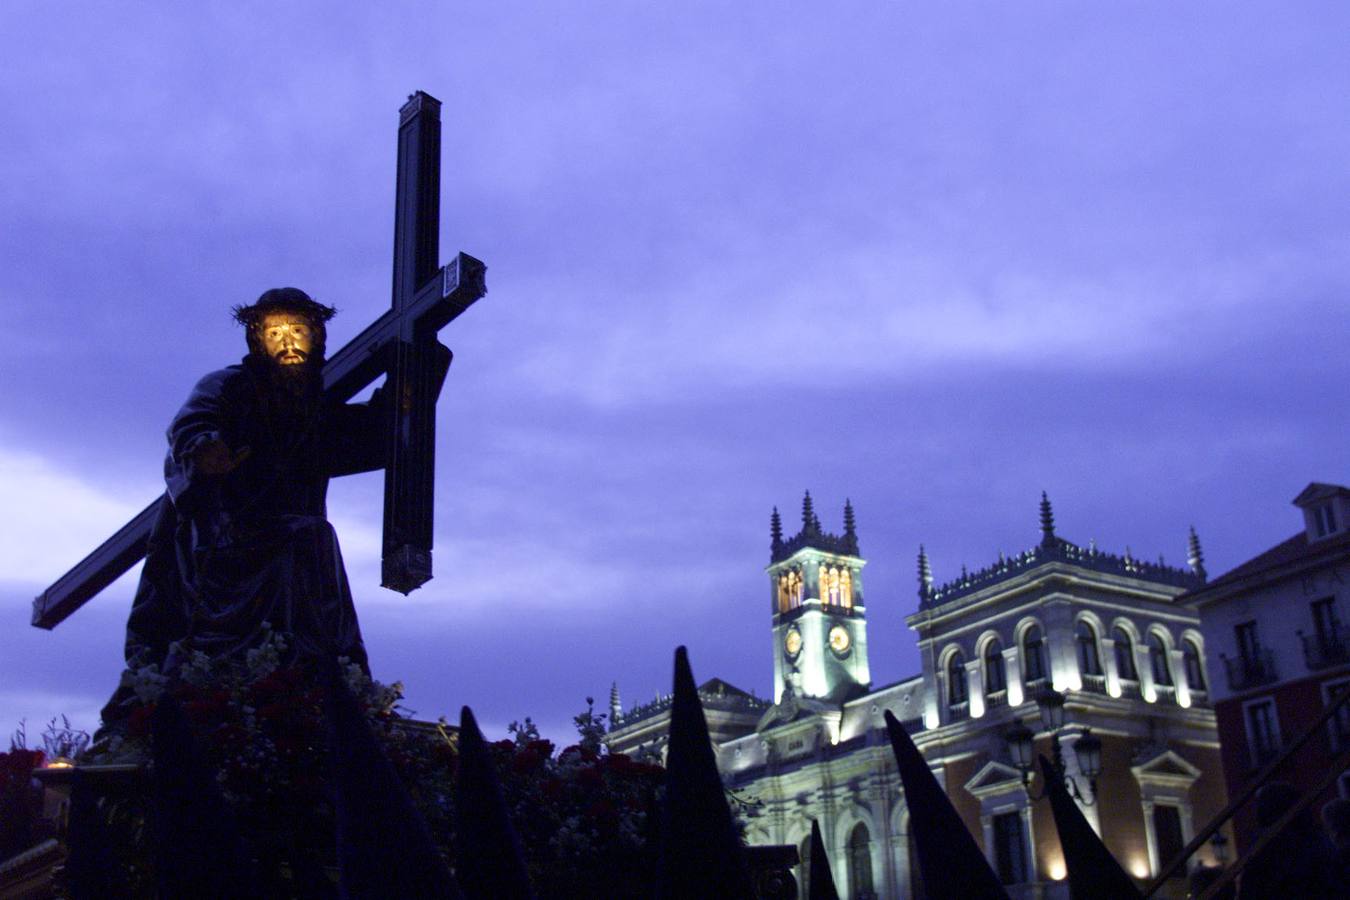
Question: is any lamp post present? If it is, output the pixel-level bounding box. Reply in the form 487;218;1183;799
1003;687;1103;805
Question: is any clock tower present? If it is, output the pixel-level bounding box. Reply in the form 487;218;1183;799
768;492;871;704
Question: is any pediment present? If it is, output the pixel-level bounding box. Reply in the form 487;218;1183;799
1131;749;1202;786
1294;482;1350;507
964;760;1026;799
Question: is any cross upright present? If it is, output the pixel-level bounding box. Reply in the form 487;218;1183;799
32;90;486;629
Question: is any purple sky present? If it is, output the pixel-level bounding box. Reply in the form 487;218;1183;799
3;2;1349;744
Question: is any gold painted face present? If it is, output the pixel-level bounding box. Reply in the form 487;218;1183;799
260;313;314;366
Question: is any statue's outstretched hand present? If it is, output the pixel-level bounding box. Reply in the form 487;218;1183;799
193;439;252;475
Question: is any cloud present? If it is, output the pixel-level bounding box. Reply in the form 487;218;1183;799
0;444;150;593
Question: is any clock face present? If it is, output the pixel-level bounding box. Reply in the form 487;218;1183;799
829;625;851;656
784;628;803;658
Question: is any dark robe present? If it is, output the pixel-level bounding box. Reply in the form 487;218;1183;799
102;354;388;723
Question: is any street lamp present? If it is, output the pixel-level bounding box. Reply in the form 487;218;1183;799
1004;688;1102;805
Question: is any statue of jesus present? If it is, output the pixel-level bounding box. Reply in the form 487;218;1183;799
100;287;444;726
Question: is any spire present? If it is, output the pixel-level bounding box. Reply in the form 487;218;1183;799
1188;525;1207;581
1039;491;1056;547
609;682;622;723
770;507;783;550
842;499;858;553
802;490;817;535
917;545;933;602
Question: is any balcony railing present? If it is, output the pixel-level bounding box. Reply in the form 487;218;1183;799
1300;631;1350;671
1153;684;1176;704
1117;678;1141;700
1080;673;1108;695
948;701;970;722
1223;648;1278;692
985;689;1007;709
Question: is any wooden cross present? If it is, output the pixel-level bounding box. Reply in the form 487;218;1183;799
32;90;486;629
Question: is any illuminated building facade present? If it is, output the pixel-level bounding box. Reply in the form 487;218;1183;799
1181;482;1350;852
608;494;1229;899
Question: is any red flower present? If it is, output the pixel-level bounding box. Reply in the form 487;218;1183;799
183;697;225;726
512;749;544;773
256;702;290;722
585;798;618;824
127;703;156;738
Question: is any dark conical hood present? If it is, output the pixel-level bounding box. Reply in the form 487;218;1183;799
1037;755;1141;899
883;711;1009;900
808;819;840;900
65;768;135;895
323;661;462;898
656;645;754;899
150;694;260;896
455;705;534;899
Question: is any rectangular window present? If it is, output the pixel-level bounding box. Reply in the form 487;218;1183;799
1245;700;1280;766
992;812;1029;885
1152;805;1185;874
1315;503;1339;538
1313;597;1342;649
1235;622;1260;666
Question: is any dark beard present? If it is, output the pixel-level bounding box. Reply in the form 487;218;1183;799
247;351;324;431
267;354;320;398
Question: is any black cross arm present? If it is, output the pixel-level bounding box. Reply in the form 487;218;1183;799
323;252;486;401
32;498;161;629
31;252;487;630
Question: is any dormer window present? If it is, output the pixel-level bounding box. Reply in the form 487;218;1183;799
1314;503;1339;538
1293;483;1349;543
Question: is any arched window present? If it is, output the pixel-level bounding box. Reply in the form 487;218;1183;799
840;569;853;609
1022;625;1046;685
948;652;968;704
847;823;874;898
1183;638;1206;692
1149;632;1173;686
823;566;840;606
784;570;802;611
1113;626;1138;681
1076;621;1103;676
984;639;1007;694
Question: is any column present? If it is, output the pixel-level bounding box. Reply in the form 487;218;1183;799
1004;646;1025;706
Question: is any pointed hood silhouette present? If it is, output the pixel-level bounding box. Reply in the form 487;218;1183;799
454;705;534;899
150;693;260;897
656;645;754;898
808;819;840;900
1037;755;1141;899
323;660;461;898
883;711;1009;900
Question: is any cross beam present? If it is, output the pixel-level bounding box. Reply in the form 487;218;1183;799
32;90;485;629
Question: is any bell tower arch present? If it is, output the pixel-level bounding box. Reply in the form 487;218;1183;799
768;492;871;704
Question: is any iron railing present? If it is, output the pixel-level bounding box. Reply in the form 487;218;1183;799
1222;648;1277;692
1300;630;1349;671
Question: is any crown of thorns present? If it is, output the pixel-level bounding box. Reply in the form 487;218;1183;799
232;287;338;330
